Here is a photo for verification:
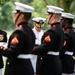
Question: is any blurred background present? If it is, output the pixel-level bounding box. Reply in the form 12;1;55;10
0;0;75;35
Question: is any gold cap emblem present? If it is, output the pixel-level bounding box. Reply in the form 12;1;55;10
0;35;4;41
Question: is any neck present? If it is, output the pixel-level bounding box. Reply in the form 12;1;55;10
50;14;61;25
16;19;28;26
16;22;28;27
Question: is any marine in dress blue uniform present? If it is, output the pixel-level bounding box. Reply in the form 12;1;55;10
0;2;35;75
60;12;75;75
33;6;64;75
72;24;75;73
30;17;45;74
0;30;7;75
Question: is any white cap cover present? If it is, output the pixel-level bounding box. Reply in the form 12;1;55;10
47;5;64;14
62;12;75;19
32;17;46;23
13;2;34;13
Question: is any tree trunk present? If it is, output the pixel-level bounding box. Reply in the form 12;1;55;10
57;0;73;12
44;0;73;12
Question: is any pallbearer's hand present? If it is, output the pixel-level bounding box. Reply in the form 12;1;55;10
73;56;75;60
33;46;36;51
0;46;7;50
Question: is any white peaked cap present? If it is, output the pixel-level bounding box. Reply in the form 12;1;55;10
32;17;46;23
47;5;64;14
14;2;34;13
62;12;75;19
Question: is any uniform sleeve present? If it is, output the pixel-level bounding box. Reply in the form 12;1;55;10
33;31;58;55
64;34;71;50
1;30;25;58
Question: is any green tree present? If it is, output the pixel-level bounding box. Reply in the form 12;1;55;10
43;0;75;29
0;0;20;30
0;1;15;30
57;0;73;12
43;0;74;12
19;0;33;4
0;0;75;30
31;0;49;29
0;0;34;30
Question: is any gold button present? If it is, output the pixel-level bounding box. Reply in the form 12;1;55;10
40;57;42;60
7;62;10;65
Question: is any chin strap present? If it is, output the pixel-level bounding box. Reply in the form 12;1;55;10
15;12;22;24
48;13;53;24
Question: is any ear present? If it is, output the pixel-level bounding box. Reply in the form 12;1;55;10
53;14;56;18
20;14;24;18
34;22;36;25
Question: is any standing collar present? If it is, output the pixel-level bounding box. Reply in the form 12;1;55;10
18;22;28;26
51;22;60;26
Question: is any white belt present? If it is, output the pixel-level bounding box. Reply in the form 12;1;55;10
17;54;32;59
47;51;59;55
65;51;73;55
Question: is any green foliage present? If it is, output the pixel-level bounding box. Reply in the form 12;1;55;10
0;1;15;30
0;0;75;30
31;0;47;17
0;0;5;4
70;0;75;13
0;0;20;30
19;0;33;4
31;0;48;29
0;0;35;30
43;0;57;5
70;0;75;23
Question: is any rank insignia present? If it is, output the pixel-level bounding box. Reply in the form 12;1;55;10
11;36;19;44
44;35;51;42
0;35;4;41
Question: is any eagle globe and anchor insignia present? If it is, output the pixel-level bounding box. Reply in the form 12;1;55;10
0;35;4;41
